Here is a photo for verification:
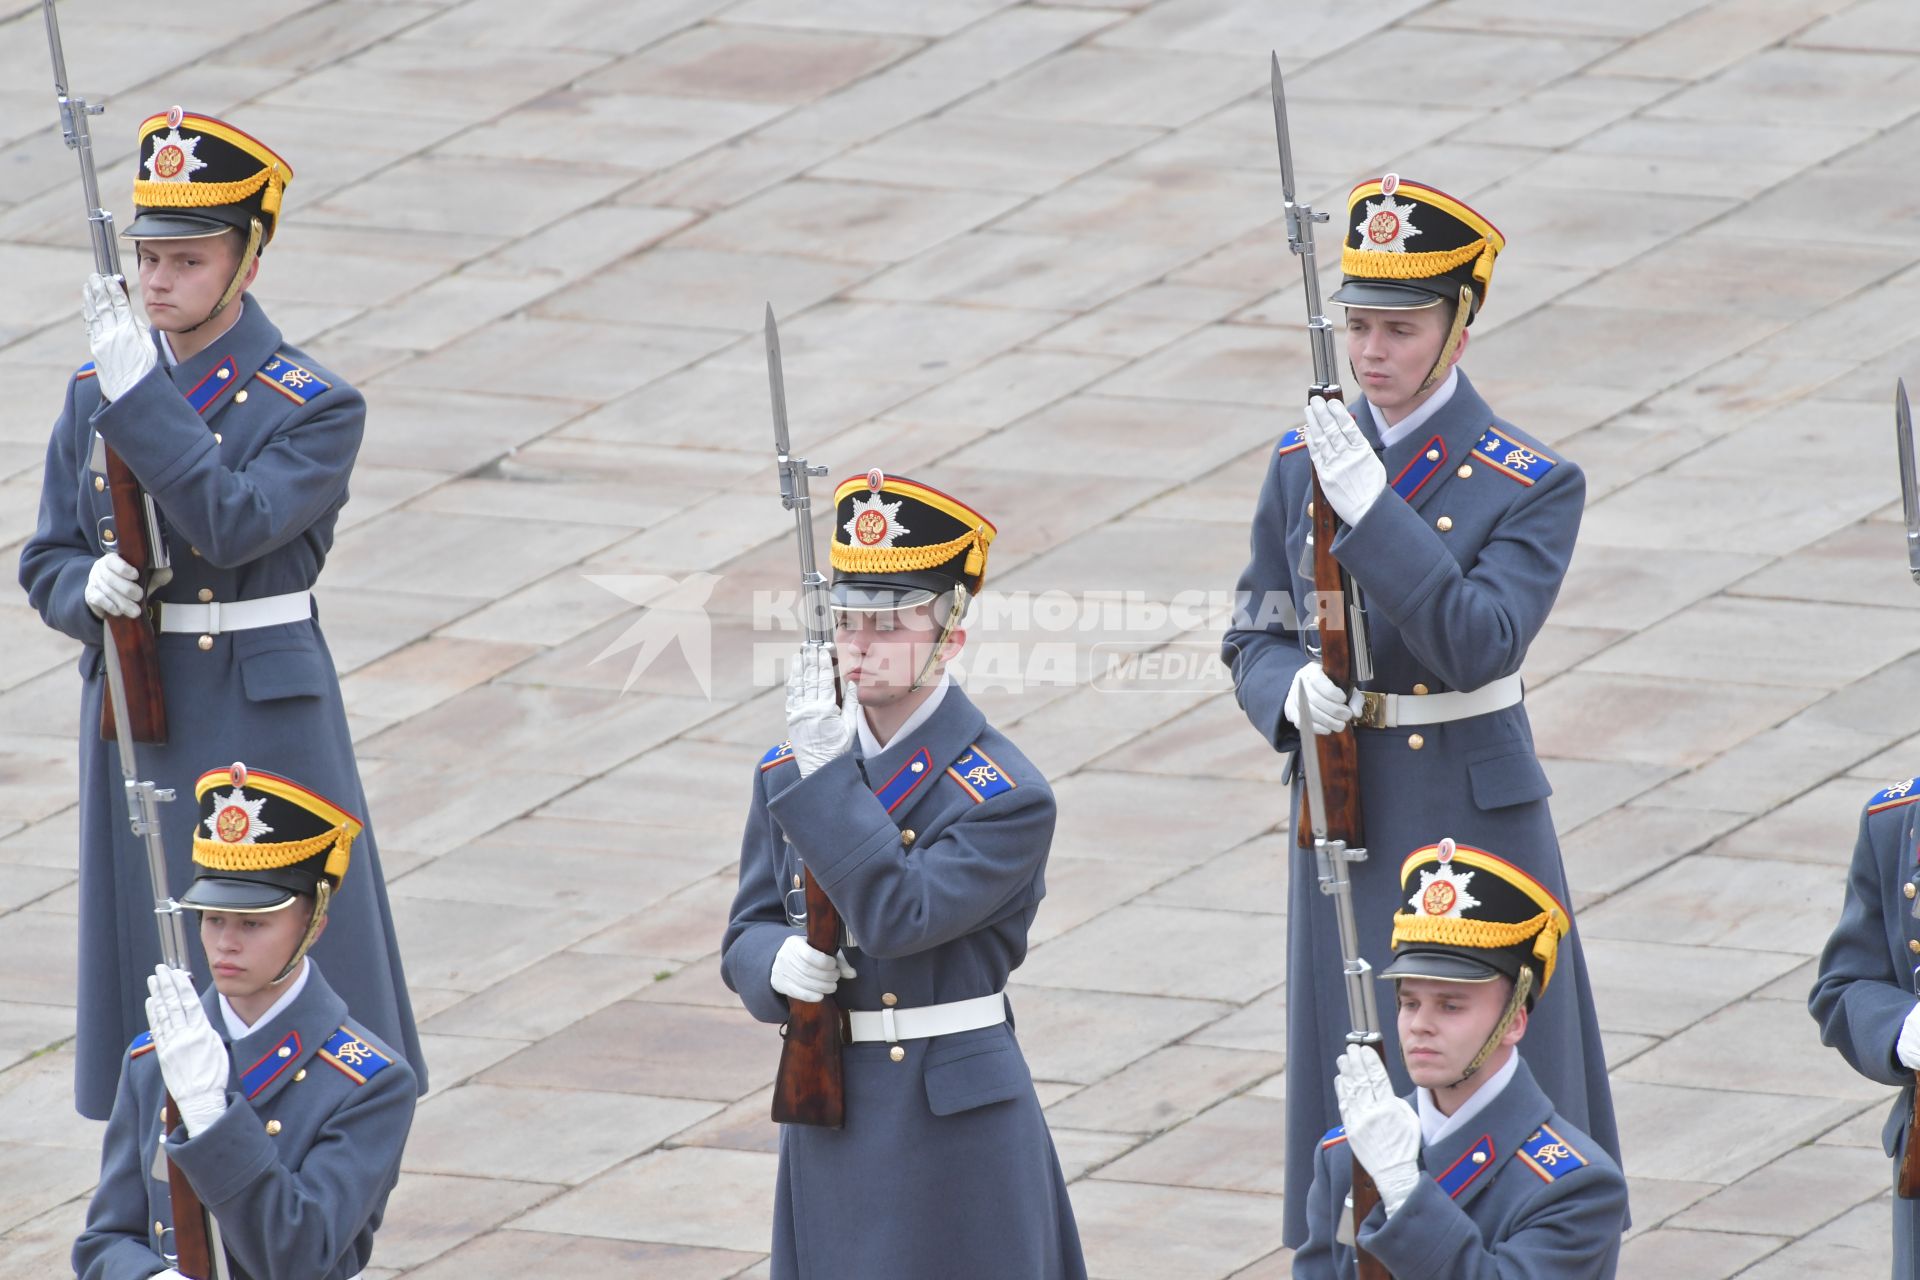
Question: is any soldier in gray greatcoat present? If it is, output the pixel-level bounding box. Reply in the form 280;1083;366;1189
1296;839;1627;1279
73;762;414;1280
18;108;423;1119
1222;176;1619;1243
722;472;1085;1279
1811;777;1920;1279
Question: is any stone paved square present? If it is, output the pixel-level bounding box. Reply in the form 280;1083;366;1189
3;1;1917;1276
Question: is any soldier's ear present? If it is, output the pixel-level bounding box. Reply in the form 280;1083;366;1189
240;253;261;293
1451;326;1470;367
1500;998;1528;1050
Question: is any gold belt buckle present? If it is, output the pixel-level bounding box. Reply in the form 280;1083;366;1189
1356;691;1389;729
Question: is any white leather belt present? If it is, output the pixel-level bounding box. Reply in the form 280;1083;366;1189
156;591;311;636
848;992;1007;1043
1355;673;1523;729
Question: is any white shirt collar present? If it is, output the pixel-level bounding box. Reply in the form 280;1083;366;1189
1375;366;1459;450
857;671;951;757
156;301;243;368
1417;1047;1519;1147
218;956;311;1041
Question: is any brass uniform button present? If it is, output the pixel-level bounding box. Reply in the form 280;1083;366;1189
215;367;230;380
1425;448;1440;462
191;547;202;557
901;829;916;847
266;1119;282;1136
159;1105;168;1125
1408;734;1425;751
1457;464;1473;479
234;389;248;404
882;993;898;1007
1909;939;1920;955
197;635;214;651
1905;882;1917;901
198;588;214;603
1436;516;1453;532
1305;501;1314;517
1412;683;1429;695
214;432;223;443
889;1046;905;1063
93;475;105;492
277;1046;292;1058
293;1068;307;1082
1471;1150;1487;1164
792;874;802;890
102;527;116;543
155;1220;165;1236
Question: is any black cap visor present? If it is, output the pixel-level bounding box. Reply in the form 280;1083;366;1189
178;876;299;913
1378;948;1511;985
122;211;235;241
1329;280;1449;310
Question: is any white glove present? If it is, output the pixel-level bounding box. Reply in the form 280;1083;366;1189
82;273;158;402
1899;1004;1920;1071
84;552;144;619
153;1272;186;1280
1304;396;1386;525
1285;662;1362;736
1334;1044;1423;1217
145;965;229;1138
786;643;859;778
770;935;856;1003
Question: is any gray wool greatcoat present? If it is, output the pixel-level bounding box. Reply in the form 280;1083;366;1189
18;296;424;1119
1811;780;1920;1280
721;682;1086;1280
1223;371;1620;1245
1295;1056;1627;1280
72;961;414;1280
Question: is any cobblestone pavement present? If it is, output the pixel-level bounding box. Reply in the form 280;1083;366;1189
3;1;1917;1276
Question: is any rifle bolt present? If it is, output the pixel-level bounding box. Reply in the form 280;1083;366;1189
1408;734;1425;751
889;1046;905;1062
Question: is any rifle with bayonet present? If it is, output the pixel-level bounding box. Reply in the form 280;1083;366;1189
1892;377;1920;1198
42;0;169;745
1269;52;1370;851
1298;680;1391;1279
764;305;849;1129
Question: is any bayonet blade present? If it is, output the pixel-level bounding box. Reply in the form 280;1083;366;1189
766;303;792;459
1899;378;1920;585
1295;682;1330;842
1270;52;1298;205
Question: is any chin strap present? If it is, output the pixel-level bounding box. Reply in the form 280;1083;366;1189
178;216;261;335
270;880;331;985
910;585;968;692
1417;283;1474;393
1446;967;1531;1089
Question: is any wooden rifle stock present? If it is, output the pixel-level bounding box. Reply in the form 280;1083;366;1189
162;1094;219;1278
99;445;166;744
770;868;849;1127
1297;390;1363;851
1901;1081;1920;1198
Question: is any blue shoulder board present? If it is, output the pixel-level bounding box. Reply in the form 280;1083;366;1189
1276;426;1306;457
947;744;1016;804
128;1030;154;1059
1516;1123;1589;1184
1474;427;1557;487
75;361;97;382
761;741;795;772
255;353;331;405
1869;778;1920;814
318;1026;393;1085
1319;1124;1347;1149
